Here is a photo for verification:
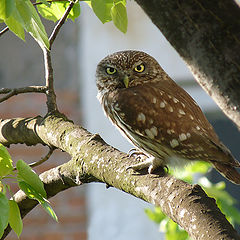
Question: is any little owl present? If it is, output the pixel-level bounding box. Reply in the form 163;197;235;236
96;50;240;184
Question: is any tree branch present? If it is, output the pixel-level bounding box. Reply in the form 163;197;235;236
43;1;75;112
28;147;54;168
49;1;75;49
135;0;240;128
43;48;58;112
0;114;239;240
0;27;9;37
0;86;47;103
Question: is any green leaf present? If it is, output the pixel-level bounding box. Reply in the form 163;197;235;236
18;181;58;222
0;0;15;19
145;207;165;224
68;2;81;21
186;161;211;174
165;219;189;240
0;144;13;177
37;2;67;22
0;192;9;238
37;2;80;22
19;181;58;222
202;180;240;226
16;0;49;49
18;181;45;202
91;0;113;23
4;10;25;40
16;160;47;199
41;201;58;222
110;1;127;33
40;0;50;6
221;201;240;225
171;161;211;183
8;200;23;237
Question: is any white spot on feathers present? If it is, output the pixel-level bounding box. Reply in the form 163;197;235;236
170;139;179;148
160;102;166;108
137;112;146;123
145;129;155;139
179;133;187;141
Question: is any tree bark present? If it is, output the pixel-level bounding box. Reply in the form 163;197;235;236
0;114;239;240
135;0;240;129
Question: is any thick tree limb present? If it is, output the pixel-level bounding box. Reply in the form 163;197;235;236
135;0;240;129
0;114;239;240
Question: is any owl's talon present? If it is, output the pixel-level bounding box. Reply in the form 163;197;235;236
127;148;138;157
127;156;163;174
128;148;146;158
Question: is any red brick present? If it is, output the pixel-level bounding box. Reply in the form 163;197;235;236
68;196;86;207
60;215;87;224
43;232;64;240
0;90;87;240
72;232;87;240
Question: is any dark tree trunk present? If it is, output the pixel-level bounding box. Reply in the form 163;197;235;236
135;0;240;128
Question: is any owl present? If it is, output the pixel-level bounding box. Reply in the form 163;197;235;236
96;50;240;184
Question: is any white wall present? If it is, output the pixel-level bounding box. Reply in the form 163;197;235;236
78;2;217;239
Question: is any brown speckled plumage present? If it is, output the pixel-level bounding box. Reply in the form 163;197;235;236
96;50;240;184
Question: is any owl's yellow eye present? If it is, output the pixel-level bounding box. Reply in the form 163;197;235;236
106;67;117;75
134;64;145;73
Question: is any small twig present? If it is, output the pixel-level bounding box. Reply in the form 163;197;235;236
29;148;54;168
12;148;54;171
0;27;9;37
43;1;75;112
0;86;47;103
49;1;75;49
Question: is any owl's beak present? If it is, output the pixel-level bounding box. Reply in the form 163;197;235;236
123;76;129;88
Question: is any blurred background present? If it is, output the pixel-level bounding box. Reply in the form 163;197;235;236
0;1;239;239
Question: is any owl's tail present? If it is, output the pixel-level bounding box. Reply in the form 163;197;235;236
212;161;240;185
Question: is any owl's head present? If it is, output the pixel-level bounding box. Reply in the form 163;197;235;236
96;50;168;96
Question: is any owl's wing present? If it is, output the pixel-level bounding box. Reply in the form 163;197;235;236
108;82;239;167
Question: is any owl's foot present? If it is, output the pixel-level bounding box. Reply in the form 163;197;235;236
127;148;147;158
127;156;164;174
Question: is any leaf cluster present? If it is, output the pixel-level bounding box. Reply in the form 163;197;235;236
0;0;128;50
145;162;240;239
0;144;57;238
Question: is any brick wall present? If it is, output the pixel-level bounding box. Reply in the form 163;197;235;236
0;91;87;240
0;21;87;240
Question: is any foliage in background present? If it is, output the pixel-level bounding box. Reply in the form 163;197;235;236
145;162;240;240
1;1;239;239
0;0;128;50
0;144;57;238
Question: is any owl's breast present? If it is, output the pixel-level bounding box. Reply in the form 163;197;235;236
101;83;236;165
